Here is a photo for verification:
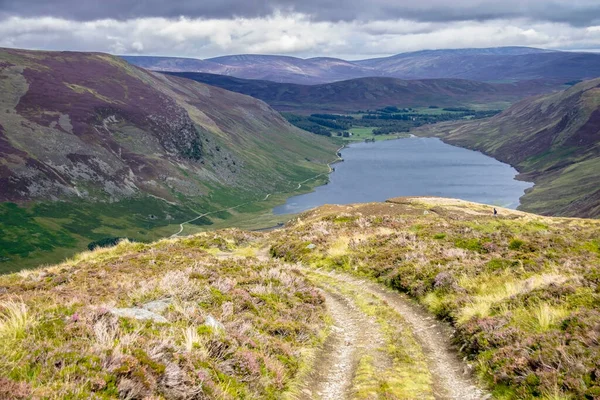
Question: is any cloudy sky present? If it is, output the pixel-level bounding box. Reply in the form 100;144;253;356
1;0;600;59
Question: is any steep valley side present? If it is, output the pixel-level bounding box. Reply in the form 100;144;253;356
0;48;337;271
413;78;600;218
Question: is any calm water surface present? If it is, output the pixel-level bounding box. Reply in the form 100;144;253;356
273;137;533;215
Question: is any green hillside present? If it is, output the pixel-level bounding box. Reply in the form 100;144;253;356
414;79;600;218
0;48;337;271
165;73;558;114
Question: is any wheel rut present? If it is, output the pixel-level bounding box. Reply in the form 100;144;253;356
296;289;385;400
298;268;488;400
322;270;487;400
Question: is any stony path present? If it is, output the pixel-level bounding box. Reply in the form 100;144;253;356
298;268;489;400
296;289;385;399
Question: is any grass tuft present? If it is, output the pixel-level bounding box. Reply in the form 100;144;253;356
0;300;30;341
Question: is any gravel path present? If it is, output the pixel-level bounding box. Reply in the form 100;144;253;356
313;270;488;400
296;288;386;399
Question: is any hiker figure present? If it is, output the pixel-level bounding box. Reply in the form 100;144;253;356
493;208;498;217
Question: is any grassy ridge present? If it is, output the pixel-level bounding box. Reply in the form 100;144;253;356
164;73;547;114
268;198;600;399
0;231;326;399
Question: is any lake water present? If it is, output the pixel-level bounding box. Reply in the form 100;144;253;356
273;137;533;215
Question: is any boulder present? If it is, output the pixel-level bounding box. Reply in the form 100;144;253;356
142;299;172;314
110;307;168;323
204;315;225;331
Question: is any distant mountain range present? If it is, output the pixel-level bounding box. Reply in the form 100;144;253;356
163;72;562;113
122;54;379;85
123;47;600;84
415;78;600;218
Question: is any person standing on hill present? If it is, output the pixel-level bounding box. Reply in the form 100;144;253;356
493;208;498;217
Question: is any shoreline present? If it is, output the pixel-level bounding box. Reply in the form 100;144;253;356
272;135;532;216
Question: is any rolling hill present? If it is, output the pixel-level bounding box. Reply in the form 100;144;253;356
122;54;379;85
163;73;560;113
354;47;600;82
414;78;600;218
0;48;337;270
124;47;600;85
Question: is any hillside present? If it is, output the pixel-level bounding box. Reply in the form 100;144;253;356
123;54;379;85
0;48;337;271
164;73;559;113
119;55;232;75
413;79;600;218
124;47;600;85
1;197;599;399
355;47;600;82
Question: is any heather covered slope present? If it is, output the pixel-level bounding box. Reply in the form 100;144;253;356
414;79;600;218
269;197;600;399
1;197;599;399
0;48;336;270
164;73;557;113
355;47;600;82
0;230;327;399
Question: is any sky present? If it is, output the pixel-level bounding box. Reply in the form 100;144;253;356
1;0;600;59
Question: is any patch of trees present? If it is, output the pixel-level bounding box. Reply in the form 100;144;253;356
294;123;332;137
307;117;352;130
372;126;411;135
281;106;501;138
283;113;333;136
443;107;473;112
362;109;501;123
310;113;355;120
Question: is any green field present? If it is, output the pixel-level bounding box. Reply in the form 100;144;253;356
0;169;332;273
284;107;501;142
345;127;408;142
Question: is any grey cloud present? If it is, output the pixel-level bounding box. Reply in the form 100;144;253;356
1;0;600;26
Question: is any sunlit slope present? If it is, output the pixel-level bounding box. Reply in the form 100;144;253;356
415;79;600;218
0;48;336;270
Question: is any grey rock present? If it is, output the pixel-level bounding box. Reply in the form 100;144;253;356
110;307;168;323
142;299;172;314
306;243;316;250
204;315;225;331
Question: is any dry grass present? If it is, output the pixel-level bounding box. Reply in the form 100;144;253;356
1;198;598;399
269;199;600;399
0;230;326;399
0;300;30;341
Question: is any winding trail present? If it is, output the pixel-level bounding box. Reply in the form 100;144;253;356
297;268;488;400
171;145;345;237
297;289;385;399
316;269;487;400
